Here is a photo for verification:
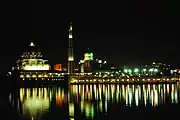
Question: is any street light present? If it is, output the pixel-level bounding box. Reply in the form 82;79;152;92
154;69;158;72
128;69;132;73
124;69;128;73
149;68;153;76
134;68;139;73
142;69;147;75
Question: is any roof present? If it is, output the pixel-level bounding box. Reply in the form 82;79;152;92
30;42;35;47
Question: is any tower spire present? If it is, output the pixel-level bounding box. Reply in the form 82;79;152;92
68;21;74;75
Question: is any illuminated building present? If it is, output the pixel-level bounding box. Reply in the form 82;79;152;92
144;62;172;76
78;49;113;74
53;64;62;71
145;62;171;70
121;62;173;77
91;59;113;74
84;48;93;61
79;48;94;73
171;69;180;75
68;22;74;75
14;42;51;71
11;42;65;80
53;63;68;72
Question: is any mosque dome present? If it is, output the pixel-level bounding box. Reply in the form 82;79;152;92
84;48;93;61
21;42;43;59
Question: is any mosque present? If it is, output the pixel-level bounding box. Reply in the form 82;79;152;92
14;42;51;71
11;41;65;81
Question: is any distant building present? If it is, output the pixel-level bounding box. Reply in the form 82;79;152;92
170;69;180;75
92;59;110;72
79;49;113;74
53;63;79;73
53;64;62;71
61;63;68;72
83;48;93;73
144;62;172;75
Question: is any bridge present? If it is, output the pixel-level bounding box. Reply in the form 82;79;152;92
69;75;180;84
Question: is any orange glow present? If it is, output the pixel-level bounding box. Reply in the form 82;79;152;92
56;94;67;107
63;94;67;103
56;97;63;107
53;64;62;71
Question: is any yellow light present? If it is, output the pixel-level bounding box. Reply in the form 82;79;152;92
23;97;49;117
26;74;30;78
69;34;72;38
68;56;74;61
69;26;72;31
38;74;42;78
20;75;24;78
32;75;36;78
69;103;74;116
84;53;93;61
23;65;50;70
44;74;48;77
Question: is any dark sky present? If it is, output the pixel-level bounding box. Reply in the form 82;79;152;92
1;0;179;72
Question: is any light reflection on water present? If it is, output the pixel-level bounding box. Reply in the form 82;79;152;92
9;83;180;120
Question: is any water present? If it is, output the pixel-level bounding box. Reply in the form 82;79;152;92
9;83;180;120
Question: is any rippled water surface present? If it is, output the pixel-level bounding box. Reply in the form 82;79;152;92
9;83;180;120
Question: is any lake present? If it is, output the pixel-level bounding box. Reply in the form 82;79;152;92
9;83;180;120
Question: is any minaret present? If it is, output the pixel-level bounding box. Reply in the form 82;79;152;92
68;22;74;75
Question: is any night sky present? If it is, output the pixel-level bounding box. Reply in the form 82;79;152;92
1;1;179;73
